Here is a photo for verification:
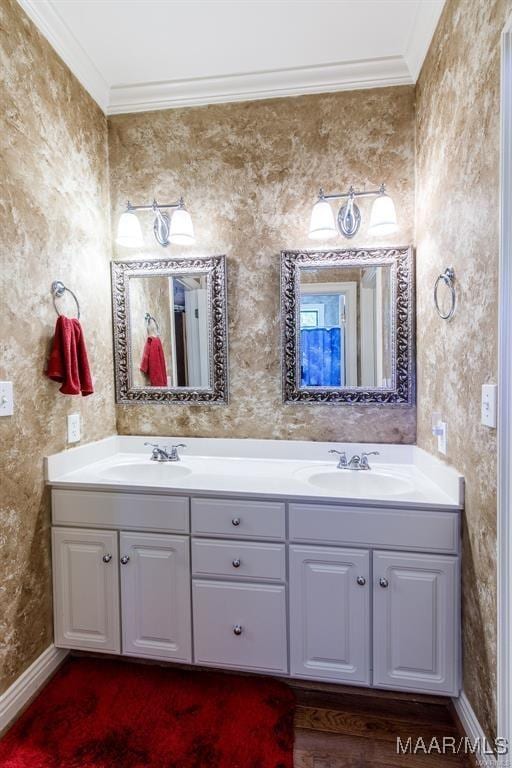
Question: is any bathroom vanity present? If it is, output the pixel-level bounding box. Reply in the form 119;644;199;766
47;437;463;697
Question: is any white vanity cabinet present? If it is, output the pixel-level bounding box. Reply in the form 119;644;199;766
51;488;461;697
52;527;120;653
120;532;191;662
289;545;370;685
372;551;459;694
52;492;192;662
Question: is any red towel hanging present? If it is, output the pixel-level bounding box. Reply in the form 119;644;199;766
140;336;167;386
46;316;94;396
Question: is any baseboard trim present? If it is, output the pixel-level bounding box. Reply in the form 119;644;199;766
452;691;497;767
0;645;68;734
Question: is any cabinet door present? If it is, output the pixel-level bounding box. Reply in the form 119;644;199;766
373;551;459;695
289;545;370;684
120;532;191;662
52;527;120;653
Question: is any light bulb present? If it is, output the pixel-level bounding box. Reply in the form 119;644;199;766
308;199;337;240
169;207;195;245
116;210;143;247
369;193;397;236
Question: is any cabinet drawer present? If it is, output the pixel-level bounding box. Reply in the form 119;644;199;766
192;539;285;581
52;490;189;533
191;498;285;540
289;503;459;554
192;580;287;673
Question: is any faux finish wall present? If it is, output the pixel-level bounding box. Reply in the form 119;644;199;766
110;87;416;442
416;0;511;740
0;0;115;692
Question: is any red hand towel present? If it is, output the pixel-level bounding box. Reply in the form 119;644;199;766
46;316;94;396
140;336;167;386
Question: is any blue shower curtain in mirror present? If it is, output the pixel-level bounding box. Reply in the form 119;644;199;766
300;327;343;387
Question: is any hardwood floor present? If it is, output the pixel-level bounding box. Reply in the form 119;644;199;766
292;687;471;768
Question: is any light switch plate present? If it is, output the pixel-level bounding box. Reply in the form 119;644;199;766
481;384;497;428
67;413;81;443
0;381;14;416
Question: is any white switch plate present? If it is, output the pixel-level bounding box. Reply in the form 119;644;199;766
481;384;497;428
67;413;81;443
0;381;14;416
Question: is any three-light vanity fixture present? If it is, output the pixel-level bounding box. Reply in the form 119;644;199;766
309;183;397;240
116;197;195;248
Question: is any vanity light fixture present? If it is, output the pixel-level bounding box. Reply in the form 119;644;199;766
309;184;397;240
116;197;195;248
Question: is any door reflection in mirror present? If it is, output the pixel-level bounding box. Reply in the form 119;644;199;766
129;274;210;389
299;265;392;389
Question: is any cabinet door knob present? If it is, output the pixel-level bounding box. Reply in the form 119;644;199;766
232;558;241;568
379;577;389;588
356;575;366;586
102;553;112;564
120;555;130;565
232;517;241;526
233;624;243;635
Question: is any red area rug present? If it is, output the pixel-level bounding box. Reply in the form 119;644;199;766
0;658;295;768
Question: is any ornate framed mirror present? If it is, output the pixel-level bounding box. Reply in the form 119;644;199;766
280;247;414;405
112;255;228;404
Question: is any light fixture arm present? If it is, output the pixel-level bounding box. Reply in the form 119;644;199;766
126;196;185;213
317;183;386;202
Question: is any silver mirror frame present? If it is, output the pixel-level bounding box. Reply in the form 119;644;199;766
280;246;415;405
111;255;228;404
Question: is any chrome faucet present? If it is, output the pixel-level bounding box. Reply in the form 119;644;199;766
144;442;186;462
329;449;380;470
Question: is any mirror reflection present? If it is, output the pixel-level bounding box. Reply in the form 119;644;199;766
299;265;393;389
129;274;210;389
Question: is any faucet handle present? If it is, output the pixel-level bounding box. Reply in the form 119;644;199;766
170;443;187;450
144;441;160;448
329;449;348;469
360;450;380;469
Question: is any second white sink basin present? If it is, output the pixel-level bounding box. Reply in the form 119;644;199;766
295;467;415;497
99;462;192;485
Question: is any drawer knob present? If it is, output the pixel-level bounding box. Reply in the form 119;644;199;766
120;555;130;565
232;517;241;526
102;553;112;564
356;576;366;586
232;558;241;568
379;577;389;588
233;624;243;635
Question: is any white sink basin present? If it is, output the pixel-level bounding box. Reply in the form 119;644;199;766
296;467;415;497
99;462;192;485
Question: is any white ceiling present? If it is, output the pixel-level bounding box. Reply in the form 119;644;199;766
17;0;445;115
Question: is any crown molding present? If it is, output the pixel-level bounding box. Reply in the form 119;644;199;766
404;0;446;82
15;0;445;116
107;56;413;115
16;0;109;111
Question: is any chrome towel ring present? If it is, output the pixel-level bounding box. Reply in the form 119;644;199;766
51;280;81;319
434;267;456;320
144;312;160;335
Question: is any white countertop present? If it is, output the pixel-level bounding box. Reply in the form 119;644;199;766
46;436;464;511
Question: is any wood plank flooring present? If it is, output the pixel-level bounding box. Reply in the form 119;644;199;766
292;687;471;768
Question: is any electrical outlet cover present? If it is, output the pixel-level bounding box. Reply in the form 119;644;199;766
67;413;81;443
437;422;447;455
0;381;14;416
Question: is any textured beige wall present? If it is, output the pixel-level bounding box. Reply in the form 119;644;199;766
416;0;511;740
110;87;416;442
0;0;115;692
